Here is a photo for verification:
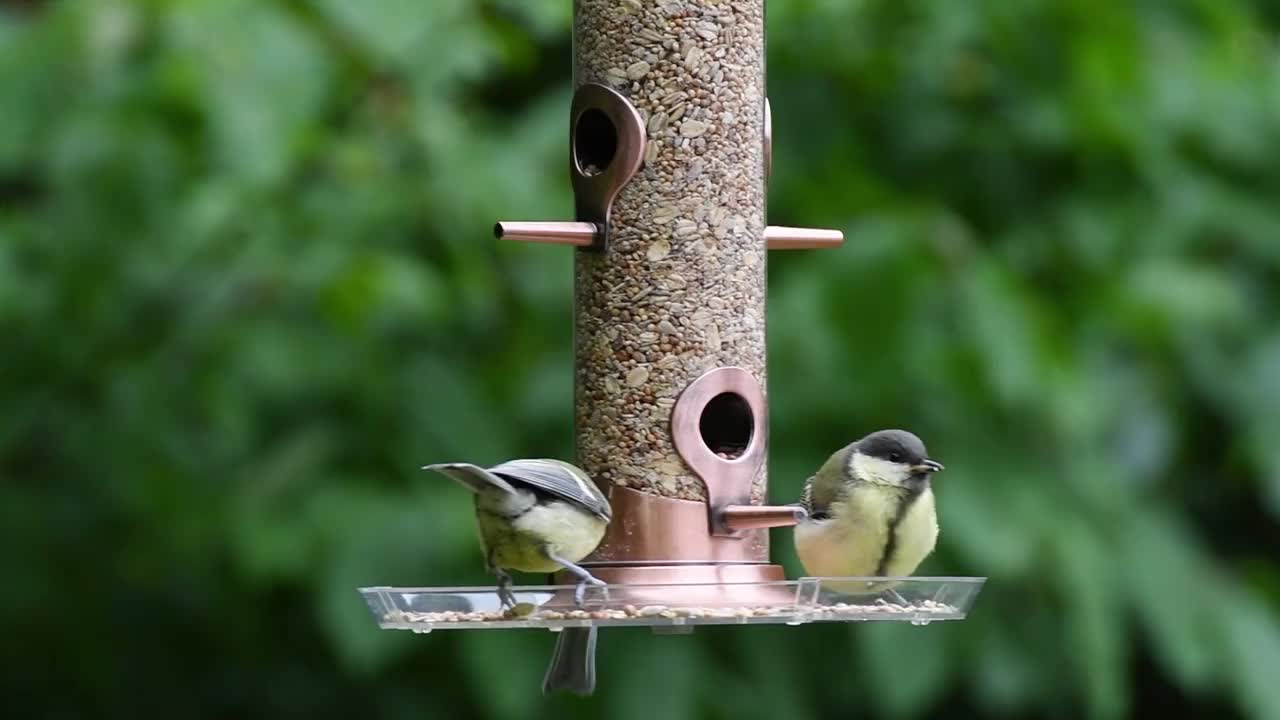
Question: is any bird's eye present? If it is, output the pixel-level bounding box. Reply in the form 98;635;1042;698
889;451;903;462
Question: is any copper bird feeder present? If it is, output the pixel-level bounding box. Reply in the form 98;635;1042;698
489;86;832;595
362;0;983;636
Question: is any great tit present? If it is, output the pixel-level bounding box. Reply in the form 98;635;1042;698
424;458;612;696
793;430;944;586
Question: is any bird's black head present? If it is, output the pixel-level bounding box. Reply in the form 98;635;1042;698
854;429;944;488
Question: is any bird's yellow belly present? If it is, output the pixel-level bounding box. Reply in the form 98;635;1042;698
477;501;607;574
795;520;879;577
793;487;938;579
883;491;939;576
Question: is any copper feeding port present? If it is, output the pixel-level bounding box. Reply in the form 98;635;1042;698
765;225;844;250
720;504;808;532
494;221;598;247
667;366;808;538
490;83;647;253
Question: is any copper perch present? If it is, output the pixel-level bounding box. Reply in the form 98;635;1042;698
763;225;844;249
495;221;842;250
719;504;808;532
493;221;598;247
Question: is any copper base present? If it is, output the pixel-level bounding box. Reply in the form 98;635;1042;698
577;563;785;584
570;481;804;608
585;486;772;564
552;563;796;607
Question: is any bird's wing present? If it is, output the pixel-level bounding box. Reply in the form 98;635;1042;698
489;458;612;520
423;462;520;496
800;474;831;519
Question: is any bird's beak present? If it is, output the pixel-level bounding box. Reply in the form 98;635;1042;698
913;459;945;473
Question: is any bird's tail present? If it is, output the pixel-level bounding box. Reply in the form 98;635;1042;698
542;627;597;696
422;462;518;496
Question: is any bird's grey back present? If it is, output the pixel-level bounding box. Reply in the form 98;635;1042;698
490;459;612;521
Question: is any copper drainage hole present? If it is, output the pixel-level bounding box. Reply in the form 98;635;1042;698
573;108;617;177
699;392;752;460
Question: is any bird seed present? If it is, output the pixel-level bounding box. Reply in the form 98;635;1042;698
573;0;768;503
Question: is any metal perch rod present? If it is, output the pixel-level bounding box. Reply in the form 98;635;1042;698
495;221;843;249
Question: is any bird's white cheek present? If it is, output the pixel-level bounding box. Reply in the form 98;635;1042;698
850;453;912;487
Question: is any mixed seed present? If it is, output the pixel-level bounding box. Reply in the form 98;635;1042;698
386;599;960;628
573;0;768;502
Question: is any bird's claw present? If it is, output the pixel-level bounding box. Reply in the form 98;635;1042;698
573;573;607;608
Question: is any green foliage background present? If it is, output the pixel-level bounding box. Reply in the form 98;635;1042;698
4;0;1280;718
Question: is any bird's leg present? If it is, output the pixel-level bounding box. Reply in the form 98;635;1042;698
487;548;517;610
495;568;517;610
886;587;911;608
547;551;606;608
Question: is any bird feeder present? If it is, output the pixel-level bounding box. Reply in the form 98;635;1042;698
361;0;983;633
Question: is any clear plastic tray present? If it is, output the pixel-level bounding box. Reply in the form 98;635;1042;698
359;577;985;633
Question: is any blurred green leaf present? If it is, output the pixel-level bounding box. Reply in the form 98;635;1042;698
857;623;953;718
1219;589;1280;720
1052;517;1128;719
1125;512;1220;691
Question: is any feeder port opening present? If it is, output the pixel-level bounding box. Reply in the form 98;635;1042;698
574;108;618;176
699;391;753;460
